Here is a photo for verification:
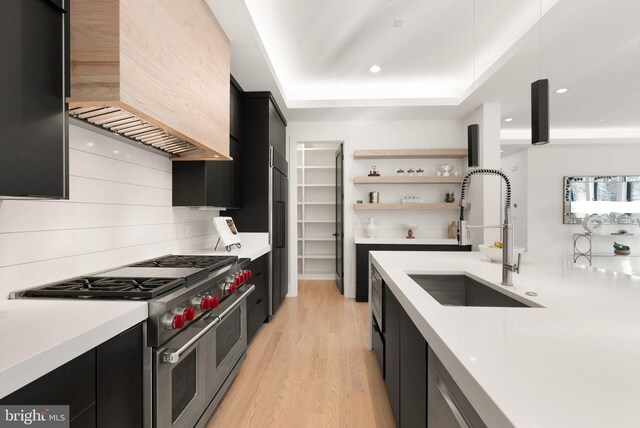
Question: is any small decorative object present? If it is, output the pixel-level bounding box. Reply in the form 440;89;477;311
441;163;454;176
356;200;363;204
365;218;378;238
436;171;443;176
402;222;418;239
612;229;634;236
613;242;631;255
453;171;460;177
401;196;423;204
582;214;602;234
407;168;415;176
416;168;424;176
369;191;379;204
396;168;405;176
368;165;380;177
445;190;455;203
447;221;457;239
479;242;525;263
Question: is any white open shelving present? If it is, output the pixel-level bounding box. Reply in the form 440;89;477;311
297;142;339;279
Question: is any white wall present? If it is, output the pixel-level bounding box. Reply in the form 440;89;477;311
288;119;463;298
510;143;640;260
501;149;528;249
0;124;220;298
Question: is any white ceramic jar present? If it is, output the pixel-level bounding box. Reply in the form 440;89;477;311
364;218;378;238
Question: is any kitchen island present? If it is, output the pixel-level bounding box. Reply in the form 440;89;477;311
370;250;640;427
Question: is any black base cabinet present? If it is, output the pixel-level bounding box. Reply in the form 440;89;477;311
384;284;428;428
247;253;269;343
384;286;401;428
0;323;144;428
400;310;428;428
356;244;471;302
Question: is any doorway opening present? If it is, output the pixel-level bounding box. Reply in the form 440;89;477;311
296;141;344;294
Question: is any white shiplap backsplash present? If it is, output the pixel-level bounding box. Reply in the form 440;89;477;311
0;124;220;298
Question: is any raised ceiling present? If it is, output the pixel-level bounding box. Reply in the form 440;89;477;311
208;0;640;131
241;0;558;108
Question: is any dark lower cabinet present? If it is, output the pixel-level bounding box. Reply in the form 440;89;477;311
0;323;144;428
96;324;144;428
0;349;96;426
384;286;401;428
247;253;269;343
400;310;428;428
356;244;472;301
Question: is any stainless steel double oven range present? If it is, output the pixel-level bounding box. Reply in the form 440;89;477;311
15;254;255;428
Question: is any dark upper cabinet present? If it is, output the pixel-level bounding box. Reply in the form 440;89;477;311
172;138;242;208
0;0;69;199
224;92;287;232
230;77;242;141
172;78;243;209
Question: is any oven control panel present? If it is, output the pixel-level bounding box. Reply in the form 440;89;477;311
161;269;253;330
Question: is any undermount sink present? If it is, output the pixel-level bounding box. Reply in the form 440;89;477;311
408;274;534;308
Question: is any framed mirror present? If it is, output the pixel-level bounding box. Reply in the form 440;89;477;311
563;176;640;225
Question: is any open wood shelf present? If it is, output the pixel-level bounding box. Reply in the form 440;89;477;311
353;203;469;211
353;149;468;159
353;176;463;184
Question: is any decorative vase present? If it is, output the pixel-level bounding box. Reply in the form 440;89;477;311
364;218;378;238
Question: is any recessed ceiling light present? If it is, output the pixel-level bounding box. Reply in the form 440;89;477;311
504;117;513;122
500;150;505;153
113;150;120;154
86;142;94;147
599;119;607;122
555;88;569;94
369;65;382;73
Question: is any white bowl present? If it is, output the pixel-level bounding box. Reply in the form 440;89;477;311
478;244;525;263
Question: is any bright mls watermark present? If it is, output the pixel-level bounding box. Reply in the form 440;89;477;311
0;406;69;427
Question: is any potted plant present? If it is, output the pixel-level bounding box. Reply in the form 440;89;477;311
613;242;631;256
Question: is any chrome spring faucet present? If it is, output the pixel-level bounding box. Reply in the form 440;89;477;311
457;168;521;286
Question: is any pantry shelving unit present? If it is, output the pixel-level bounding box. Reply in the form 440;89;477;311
297;142;340;279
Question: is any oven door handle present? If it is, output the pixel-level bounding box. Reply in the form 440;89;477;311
218;284;255;321
161;285;255;364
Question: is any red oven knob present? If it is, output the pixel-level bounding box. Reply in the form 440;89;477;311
192;296;210;310
172;314;185;329
247;270;253;279
229;285;237;294
208;296;220;308
233;276;242;287
242;271;249;282
183;307;195;321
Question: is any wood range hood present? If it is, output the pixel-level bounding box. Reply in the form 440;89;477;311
69;0;230;160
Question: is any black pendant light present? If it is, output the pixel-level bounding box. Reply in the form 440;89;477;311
467;124;479;167
531;79;549;145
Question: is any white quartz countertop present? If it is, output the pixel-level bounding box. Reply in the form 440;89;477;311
191;232;270;260
370;251;640;428
0;299;147;399
354;237;457;245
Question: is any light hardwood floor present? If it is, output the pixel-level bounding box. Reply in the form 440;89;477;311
206;280;395;428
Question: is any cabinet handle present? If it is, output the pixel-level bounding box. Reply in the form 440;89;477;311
435;369;471;428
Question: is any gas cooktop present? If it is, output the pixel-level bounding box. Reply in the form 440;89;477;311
18;255;239;300
129;255;237;271
21;276;185;299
